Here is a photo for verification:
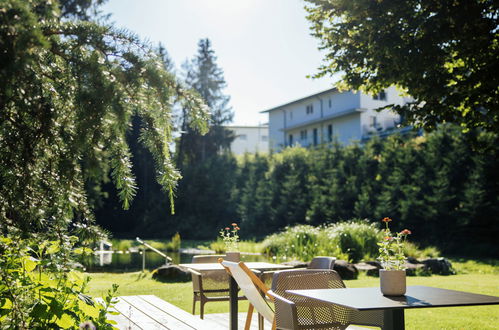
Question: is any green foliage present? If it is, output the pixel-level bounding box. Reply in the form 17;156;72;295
177;38;234;165
403;242;440;260
0;0;208;239
169;232;181;252
261;221;387;263
261;225;326;262
377;219;411;270
100;125;498;256
0;236;118;328
0;0;209;326
304;0;499;132
325;220;383;263
238;126;499;256
260;221;441;264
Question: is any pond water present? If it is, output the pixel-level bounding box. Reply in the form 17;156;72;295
81;251;271;272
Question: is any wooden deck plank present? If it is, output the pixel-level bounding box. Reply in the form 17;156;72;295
105;311;142;330
136;295;222;329
121;295;200;330
96;298;143;330
112;297;167;330
205;312;274;330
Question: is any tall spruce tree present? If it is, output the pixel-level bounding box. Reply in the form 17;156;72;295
177;38;234;166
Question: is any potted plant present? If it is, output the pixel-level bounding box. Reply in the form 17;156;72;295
219;223;240;262
377;217;411;296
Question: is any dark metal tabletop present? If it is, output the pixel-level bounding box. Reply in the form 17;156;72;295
287;285;499;311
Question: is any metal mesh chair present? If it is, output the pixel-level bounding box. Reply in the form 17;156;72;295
308;256;336;270
269;269;384;329
190;255;238;319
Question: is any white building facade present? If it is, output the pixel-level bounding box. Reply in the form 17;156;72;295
262;86;409;151
226;125;269;155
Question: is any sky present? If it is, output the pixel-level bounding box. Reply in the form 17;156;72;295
102;0;337;126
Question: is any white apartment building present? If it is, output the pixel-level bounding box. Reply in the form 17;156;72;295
226;125;269;155
262;86;410;151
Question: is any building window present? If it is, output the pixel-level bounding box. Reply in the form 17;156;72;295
289;111;293;120
300;129;308;141
328;98;332;108
370;116;377;128
313;128;318;146
306;104;314;114
373;90;387;101
261;135;268;142
238;134;247;140
327;124;333;142
288;134;293;146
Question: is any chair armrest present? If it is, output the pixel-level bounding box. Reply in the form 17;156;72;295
267;291;299;330
188;269;203;292
188;268;202;277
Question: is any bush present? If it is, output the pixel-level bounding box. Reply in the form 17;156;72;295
0;237;117;328
324;220;382;263
261;225;323;262
261;221;438;264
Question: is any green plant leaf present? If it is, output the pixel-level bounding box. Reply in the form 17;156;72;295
46;242;60;254
23;256;38;272
0;299;12;309
30;303;48;319
54;313;76;328
78;300;100;319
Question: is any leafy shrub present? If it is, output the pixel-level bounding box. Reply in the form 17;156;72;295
0;237;118;328
210;238;226;253
261;221;438;264
261;225;322;262
403;241;441;259
324;220;382;263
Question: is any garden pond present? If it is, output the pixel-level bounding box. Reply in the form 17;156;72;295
81;250;270;272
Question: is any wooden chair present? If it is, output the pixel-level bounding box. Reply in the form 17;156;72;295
220;259;277;330
190;255;232;319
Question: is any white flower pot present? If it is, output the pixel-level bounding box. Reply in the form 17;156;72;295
379;269;406;296
225;251;240;262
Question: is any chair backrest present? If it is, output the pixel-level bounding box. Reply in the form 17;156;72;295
192;255;225;263
220;260;275;323
271;269;345;296
308;256;336;270
271;269;349;330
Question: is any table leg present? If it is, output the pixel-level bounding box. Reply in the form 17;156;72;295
230;276;238;330
383;309;405;330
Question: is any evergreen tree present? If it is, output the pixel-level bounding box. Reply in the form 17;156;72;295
0;0;209;240
177;38;234;165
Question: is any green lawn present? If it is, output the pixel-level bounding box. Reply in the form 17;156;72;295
86;267;499;330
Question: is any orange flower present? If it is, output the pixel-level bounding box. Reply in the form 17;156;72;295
382;217;392;223
400;229;412;235
231;223;237;227
384;236;393;241
225;227;230;230
235;227;240;231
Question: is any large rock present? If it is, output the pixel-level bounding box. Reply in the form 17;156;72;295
333;260;358;280
421;258;455;275
152;264;191;282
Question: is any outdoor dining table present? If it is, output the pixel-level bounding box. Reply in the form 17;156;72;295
287;285;499;330
179;261;293;330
